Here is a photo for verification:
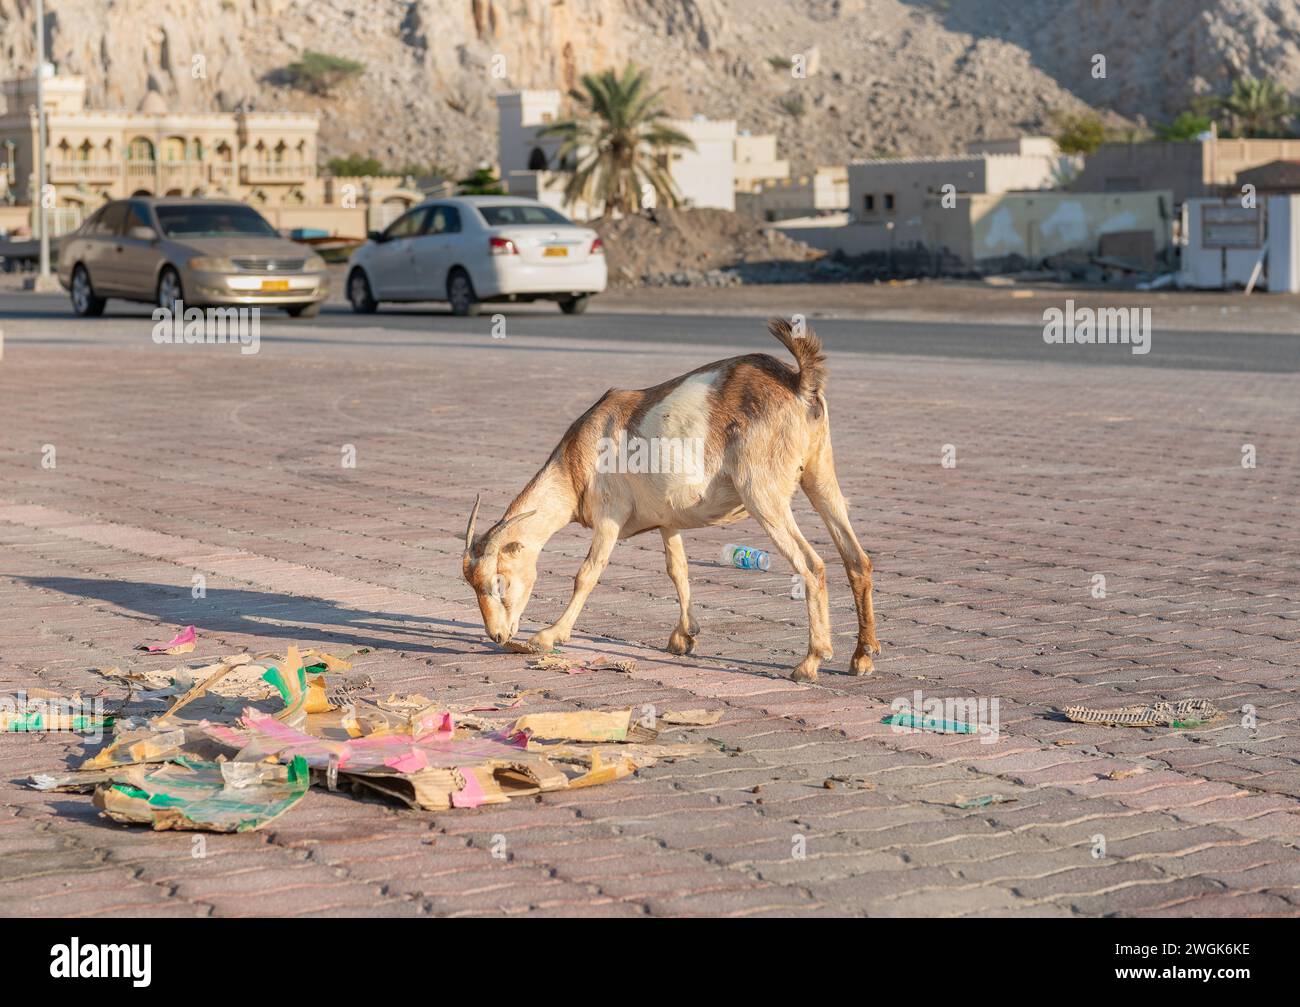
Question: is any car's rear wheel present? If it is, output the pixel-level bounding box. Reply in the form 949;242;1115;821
286;302;321;318
447;268;480;317
70;264;106;317
348;269;377;313
157;266;183;313
559;295;589;315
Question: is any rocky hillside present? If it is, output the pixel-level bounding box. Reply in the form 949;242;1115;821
1;0;1298;175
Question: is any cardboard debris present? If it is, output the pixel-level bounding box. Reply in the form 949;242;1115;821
660;709;723;726
526;654;637;675
1;695;114;733
26;642;721;831
1063;699;1224;729
510;709;657;743
94;756;310;832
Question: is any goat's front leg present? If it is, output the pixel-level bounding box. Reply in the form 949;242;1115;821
662;529;699;655
528;516;621;652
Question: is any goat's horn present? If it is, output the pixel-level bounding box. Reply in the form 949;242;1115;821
481;509;537;554
464;494;482;554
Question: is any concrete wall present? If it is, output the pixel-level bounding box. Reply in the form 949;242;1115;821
1077;139;1300;206
1075;142;1206;205
259;205;368;238
928;190;1173;265
769;218;896;255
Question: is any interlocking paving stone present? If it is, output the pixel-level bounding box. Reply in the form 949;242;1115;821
0;312;1297;916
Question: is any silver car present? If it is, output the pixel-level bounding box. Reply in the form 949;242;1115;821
58;197;329;318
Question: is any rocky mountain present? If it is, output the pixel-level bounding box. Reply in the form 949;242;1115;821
2;0;1298;175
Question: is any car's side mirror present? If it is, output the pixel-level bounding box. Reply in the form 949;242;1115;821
129;225;158;242
368;230;385;242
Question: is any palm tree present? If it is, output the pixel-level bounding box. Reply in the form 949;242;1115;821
1215;77;1297;138
535;65;695;216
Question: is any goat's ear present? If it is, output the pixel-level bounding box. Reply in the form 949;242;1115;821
501;540;525;557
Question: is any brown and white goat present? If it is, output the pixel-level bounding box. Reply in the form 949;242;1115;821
461;318;879;682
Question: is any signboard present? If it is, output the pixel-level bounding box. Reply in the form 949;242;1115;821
1201;204;1262;249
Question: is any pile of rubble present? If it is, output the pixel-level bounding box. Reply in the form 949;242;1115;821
19;637;719;833
595;207;822;288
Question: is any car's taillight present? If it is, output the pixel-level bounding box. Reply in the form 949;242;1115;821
489;236;518;256
590;236;604;255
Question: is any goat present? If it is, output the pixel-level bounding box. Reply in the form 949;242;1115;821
461;318;880;682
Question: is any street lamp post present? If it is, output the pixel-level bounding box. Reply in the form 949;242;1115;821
35;0;51;283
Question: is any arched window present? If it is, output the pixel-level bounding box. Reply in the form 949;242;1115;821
127;137;155;162
161;136;186;162
528;146;548;170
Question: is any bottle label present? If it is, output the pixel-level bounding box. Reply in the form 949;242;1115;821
732;546;762;569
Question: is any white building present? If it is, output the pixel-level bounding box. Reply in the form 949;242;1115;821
496;91;737;216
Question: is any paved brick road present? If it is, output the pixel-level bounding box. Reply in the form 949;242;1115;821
0;302;1297;917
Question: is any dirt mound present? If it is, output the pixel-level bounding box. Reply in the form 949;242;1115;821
593;208;822;287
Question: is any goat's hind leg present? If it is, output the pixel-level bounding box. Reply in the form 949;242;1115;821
661;529;699;655
801;439;880;674
741;494;833;683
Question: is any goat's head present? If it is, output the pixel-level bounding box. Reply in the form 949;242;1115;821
461;494;540;645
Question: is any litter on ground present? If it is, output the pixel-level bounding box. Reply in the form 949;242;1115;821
26;641;722;832
1062;699;1224;729
136;625;197;655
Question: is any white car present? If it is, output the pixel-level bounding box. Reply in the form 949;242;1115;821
345;196;607;316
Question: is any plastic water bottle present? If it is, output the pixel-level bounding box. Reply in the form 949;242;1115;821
720;543;771;571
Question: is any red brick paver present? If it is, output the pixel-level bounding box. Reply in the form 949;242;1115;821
0;310;1297;917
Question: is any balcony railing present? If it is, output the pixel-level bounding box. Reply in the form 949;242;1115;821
209;162;235;183
125;159;157;181
241;161;311;183
49;160;122;181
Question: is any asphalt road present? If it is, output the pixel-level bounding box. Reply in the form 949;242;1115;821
2;288;1298;373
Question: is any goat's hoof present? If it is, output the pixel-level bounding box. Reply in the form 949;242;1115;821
791;659;820;683
667;630;697;656
850;651;875;676
527;631;564;652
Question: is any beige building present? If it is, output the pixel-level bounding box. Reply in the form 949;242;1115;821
733;132;789;192
736;167;848;221
0;70;419;236
848;138;1065;246
1075;137;1300;206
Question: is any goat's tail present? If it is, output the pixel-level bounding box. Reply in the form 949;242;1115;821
768;317;827;405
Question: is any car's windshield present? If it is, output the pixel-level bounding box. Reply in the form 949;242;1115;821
155;204;279;238
477;204;573;226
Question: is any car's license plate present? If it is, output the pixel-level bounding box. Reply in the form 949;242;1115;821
261;279;290;291
543;246;568;257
